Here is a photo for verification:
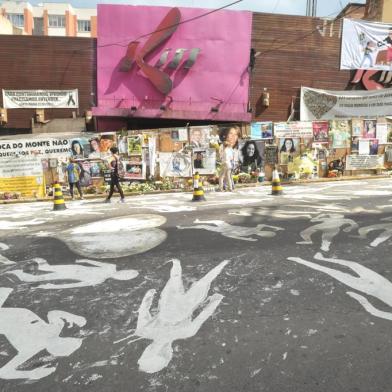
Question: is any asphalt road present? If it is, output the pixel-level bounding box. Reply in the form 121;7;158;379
0;179;392;392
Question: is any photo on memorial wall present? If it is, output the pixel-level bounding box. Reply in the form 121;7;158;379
159;152;192;177
250;122;273;139
359;139;370;155
99;133;116;154
190;126;210;148
171;129;180;141
351;118;363;137
279;138;299;154
88;137;101;159
127;136;142;155
376;123;388;144
312;121;329;142
89;161;104;178
78;161;93;187
117;135;129;155
123;161;145;179
218;125;241;148
362;119;377;139
239;140;264;171
70;138;90;159
329;120;350;148
351;137;360;152
192;148;216;175
369;139;379;155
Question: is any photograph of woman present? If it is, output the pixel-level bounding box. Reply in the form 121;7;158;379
363;119;377;139
71;140;84;159
240;140;263;171
279;138;297;153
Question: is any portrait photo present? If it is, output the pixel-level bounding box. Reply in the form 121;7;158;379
239;140;264;171
312;121;329;143
362;119;377;139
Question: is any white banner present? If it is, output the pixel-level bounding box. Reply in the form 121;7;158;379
301;86;392;120
274;121;313;138
0;137;71;160
345;154;385;170
2;89;79;109
341;18;392;71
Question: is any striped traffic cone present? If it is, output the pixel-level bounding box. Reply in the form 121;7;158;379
53;183;67;211
191;172;206;202
271;169;283;195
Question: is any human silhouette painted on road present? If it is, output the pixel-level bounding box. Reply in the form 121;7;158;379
0;287;86;380
297;213;358;252
177;219;283;242
116;259;229;373
358;216;392;247
288;252;392;321
6;258;138;289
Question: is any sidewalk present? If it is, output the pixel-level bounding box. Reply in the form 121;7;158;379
0;173;390;205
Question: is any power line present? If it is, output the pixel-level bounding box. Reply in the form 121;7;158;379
98;0;243;49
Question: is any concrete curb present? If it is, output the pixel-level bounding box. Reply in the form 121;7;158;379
0;174;390;205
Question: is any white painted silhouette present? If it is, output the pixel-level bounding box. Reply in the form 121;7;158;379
297;214;358;252
0;287;86;380
229;208;313;220
118;259;229;373
177;219;283;241
0;218;46;230
287;253;392;321
6;258;138;289
358;216;392;247
0;243;15;265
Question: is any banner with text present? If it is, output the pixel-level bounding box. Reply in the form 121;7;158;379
274;122;313;138
2;89;79;109
301;87;392;120
341;18;392;71
345;154;385;170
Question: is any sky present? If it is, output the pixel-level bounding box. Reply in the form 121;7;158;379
28;0;367;18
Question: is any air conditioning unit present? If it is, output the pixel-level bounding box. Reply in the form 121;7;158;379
0;108;7;124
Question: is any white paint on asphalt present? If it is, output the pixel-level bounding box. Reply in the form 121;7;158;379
62;215;167;259
177;219;283;241
0;243;14;265
287;252;392;321
0;219;47;230
358;216;392;247
229;207;313;220
297;214;358;252
0;287;86;380
118;259;229;373
6;258;138;289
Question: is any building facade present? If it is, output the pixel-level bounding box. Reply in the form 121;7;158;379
0;1;96;37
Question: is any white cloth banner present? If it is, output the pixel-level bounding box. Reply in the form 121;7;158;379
301;86;392;120
345;154;384;170
2;89;79;109
274;122;313;138
341;18;392;71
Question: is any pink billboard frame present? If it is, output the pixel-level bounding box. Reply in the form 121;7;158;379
94;4;252;122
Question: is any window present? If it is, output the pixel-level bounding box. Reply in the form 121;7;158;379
48;15;65;28
7;13;24;28
77;20;91;32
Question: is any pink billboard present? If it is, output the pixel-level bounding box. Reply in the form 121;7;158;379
94;4;252;122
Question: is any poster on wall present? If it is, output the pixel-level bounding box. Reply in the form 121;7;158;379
70;137;91;159
239;140;264;170
250;122;273;139
127;136;143;155
376;123;388;144
352;118;363;137
312;121;329;143
99;133;116;156
301;86;392;120
117;135;129;154
159;152;192;177
359;139;370;155
274;122;313;138
362;119;377;139
329;120;350;148
346;154;384;170
2;89;79;109
192;148;216;175
351;137;360;152
189;127;211;148
341;18;392;71
265;145;278;165
279;138;300;164
122;161;145;180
